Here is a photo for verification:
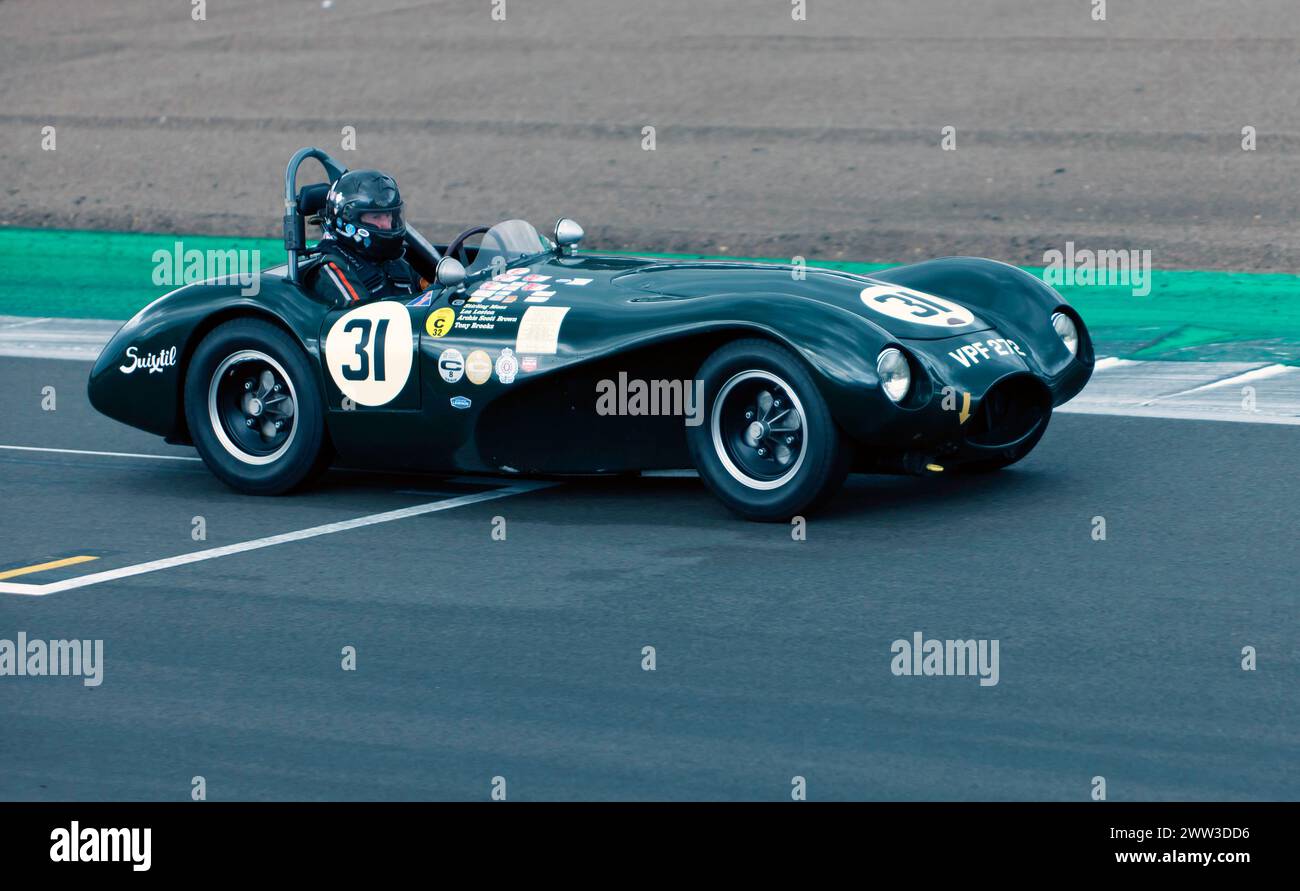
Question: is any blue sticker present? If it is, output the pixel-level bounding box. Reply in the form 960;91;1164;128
450;396;472;410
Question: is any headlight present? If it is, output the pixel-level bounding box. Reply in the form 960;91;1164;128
876;348;911;403
1051;311;1079;357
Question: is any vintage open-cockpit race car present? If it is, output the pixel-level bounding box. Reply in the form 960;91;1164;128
89;148;1093;520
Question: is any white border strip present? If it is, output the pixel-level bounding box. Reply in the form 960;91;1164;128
1092;357;1140;371
1055;403;1300;425
0;316;52;330
1063;357;1300;424
0;481;557;596
1141;363;1293;402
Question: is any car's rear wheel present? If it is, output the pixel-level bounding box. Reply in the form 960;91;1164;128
687;339;849;521
184;318;330;494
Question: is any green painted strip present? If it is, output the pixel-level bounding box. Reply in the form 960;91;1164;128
0;228;285;321
2;227;1298;364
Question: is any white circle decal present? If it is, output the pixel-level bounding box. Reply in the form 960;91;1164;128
859;284;976;328
438;348;464;383
325;302;413;406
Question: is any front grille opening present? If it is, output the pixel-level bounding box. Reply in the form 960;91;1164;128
965;376;1050;448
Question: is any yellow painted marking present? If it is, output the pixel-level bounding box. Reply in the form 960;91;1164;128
925;463;945;473
0;555;98;581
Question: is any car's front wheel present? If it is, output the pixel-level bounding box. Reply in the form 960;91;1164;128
184;318;330;494
687;339;849;521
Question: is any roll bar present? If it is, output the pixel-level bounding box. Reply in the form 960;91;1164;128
283;147;349;285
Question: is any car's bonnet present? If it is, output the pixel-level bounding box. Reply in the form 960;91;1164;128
611;262;995;340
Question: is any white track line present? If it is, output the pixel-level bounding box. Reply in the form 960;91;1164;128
0;444;202;462
0;481;558;597
0;446;547;482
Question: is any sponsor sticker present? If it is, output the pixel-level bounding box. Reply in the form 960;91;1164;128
859;284;975;328
450;396;472;410
520;356;538;373
438;348;465;383
406;290;435;307
515;305;570;355
119;344;178;375
556;277;592;286
425;306;455;337
465;349;492;385
495;348;519;384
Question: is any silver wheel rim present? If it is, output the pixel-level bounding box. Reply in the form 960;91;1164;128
710;370;809;490
207;350;299;466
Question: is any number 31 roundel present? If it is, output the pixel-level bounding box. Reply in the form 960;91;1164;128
859;284;975;328
325;301;414;406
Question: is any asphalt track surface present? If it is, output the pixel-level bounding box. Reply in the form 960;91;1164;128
1;355;1297;800
3;0;1300;270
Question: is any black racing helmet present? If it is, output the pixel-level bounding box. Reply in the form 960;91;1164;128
322;169;407;261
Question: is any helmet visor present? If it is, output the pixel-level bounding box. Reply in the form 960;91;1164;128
356;205;404;235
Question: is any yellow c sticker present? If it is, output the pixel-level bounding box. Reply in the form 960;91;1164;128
426;306;455;338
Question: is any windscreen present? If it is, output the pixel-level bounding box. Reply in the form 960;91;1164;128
466;219;552;275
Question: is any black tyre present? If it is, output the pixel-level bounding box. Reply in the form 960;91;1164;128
687;339;850;521
184;318;330;494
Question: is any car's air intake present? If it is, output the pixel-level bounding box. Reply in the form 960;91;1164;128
964;375;1051;448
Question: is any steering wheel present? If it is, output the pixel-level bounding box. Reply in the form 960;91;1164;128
444;226;491;267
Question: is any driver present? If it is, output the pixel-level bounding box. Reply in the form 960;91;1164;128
309;169;427;306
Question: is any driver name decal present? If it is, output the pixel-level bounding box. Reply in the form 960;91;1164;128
453;304;520;333
859;284;976;328
324;301;413;406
